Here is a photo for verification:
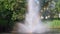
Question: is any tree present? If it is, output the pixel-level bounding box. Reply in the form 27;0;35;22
56;0;60;18
0;0;26;32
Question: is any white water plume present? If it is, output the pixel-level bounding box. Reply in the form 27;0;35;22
16;0;50;33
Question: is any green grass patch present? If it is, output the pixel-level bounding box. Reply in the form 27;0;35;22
50;20;60;28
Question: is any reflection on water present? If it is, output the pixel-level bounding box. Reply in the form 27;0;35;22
12;26;60;34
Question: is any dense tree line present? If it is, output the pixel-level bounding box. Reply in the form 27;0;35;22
41;0;60;20
0;0;26;32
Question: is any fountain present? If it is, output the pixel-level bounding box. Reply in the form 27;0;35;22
14;0;50;34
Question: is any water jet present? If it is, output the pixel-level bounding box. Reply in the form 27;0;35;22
13;0;50;34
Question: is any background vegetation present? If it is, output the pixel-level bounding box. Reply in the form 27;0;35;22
0;0;26;32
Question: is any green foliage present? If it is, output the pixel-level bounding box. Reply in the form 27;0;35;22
49;20;60;28
55;0;60;12
0;0;26;20
0;0;26;30
11;0;26;21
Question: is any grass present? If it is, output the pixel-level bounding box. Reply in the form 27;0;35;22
49;20;60;28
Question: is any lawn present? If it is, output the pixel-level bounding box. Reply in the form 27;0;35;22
49;20;60;28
